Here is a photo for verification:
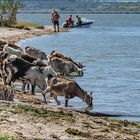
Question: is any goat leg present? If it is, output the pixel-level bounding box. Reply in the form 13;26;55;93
53;95;60;105
27;83;30;90
63;89;69;107
65;98;69;107
31;84;36;95
22;81;26;93
42;92;47;104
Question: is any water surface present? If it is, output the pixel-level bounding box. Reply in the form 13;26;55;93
18;14;140;122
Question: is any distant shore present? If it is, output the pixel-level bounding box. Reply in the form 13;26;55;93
18;11;140;14
0;26;140;140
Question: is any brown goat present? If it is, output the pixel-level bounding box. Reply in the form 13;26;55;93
45;75;93;107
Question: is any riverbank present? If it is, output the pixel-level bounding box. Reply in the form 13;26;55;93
0;27;140;140
0;26;67;43
0;93;140;140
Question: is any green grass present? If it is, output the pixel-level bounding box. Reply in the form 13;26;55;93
12;105;74;122
65;128;90;138
0;133;15;140
110;119;140;128
16;21;40;28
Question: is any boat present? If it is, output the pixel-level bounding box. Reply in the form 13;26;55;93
62;18;94;28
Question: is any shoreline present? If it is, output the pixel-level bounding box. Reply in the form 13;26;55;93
0;27;140;139
0;26;68;43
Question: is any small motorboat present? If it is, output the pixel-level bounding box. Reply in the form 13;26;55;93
63;18;94;28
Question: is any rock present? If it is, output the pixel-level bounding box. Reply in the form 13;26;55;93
13;25;31;30
23;27;31;30
37;26;45;29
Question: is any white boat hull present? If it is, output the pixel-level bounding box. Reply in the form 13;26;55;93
63;21;93;28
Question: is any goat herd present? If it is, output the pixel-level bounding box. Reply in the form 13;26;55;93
0;40;93;108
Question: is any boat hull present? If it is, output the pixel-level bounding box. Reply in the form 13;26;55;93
63;21;93;28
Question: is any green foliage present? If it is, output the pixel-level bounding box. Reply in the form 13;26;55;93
111;119;140;128
0;0;24;26
0;0;24;9
12;105;74;122
0;133;15;140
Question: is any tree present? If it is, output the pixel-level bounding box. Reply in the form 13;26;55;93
0;0;24;26
0;0;8;26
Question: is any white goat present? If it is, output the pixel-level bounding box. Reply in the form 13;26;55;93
3;44;23;58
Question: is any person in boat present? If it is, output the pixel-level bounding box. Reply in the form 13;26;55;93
76;15;82;26
63;15;74;28
63;20;69;28
67;15;74;27
51;9;60;32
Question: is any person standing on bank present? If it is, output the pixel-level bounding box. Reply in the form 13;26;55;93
51;10;60;32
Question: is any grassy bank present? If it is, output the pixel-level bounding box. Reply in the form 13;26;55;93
16;21;40;28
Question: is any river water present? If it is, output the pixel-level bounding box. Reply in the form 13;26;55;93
17;14;140;122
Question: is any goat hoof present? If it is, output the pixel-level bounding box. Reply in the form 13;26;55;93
44;101;47;104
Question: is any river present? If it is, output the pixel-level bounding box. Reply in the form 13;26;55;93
17;14;140;122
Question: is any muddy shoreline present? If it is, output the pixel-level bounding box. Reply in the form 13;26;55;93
0;27;140;139
0;26;68;43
